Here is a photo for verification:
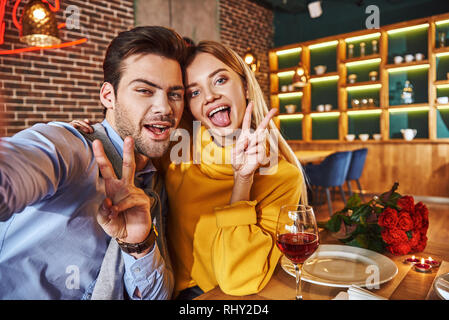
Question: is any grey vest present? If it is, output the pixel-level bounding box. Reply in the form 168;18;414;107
79;124;172;299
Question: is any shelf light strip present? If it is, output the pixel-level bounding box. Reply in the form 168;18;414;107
347;109;382;116
346;83;382;92
278;114;304;120
277;71;295;77
345;58;381;67
387;23;429;35
310;75;340;83
311;112;340;118
437;105;449;110
309;40;338;50
276;47;302;56
278;92;303;98
435;19;449;26
345;32;381;43
436;83;449;89
389;106;429;113
387;64;429;73
436;51;449;58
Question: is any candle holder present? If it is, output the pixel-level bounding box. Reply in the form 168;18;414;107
403;256;420;265
425;257;441;268
413;258;432;273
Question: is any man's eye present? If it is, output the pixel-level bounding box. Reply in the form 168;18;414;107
137;89;153;95
169;92;183;100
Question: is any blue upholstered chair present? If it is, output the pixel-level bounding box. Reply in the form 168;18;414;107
304;151;352;216
346;148;368;202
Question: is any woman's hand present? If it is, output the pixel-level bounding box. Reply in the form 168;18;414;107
93;136;153;258
230;102;277;204
70;118;94;134
231;102;277;180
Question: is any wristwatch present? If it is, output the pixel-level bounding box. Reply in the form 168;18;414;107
116;225;158;254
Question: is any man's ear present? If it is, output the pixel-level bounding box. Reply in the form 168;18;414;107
100;82;116;111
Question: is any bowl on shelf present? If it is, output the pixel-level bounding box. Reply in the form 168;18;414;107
281;85;288;92
314;65;327;75
437;96;449;104
285;104;297;114
325;104;333;111
373;133;382;141
317;104;325;112
394;56;403;64
351;99;360;108
405;54;414;63
359;134;370;141
346;134;355;141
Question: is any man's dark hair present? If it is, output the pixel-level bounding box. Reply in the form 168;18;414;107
102;26;187;115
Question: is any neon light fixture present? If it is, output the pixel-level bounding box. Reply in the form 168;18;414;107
347;109;382;116
278;92;303;98
436;19;449;26
278;114;304;120
310;75;339;83
387;23;429;35
389;106;429;113
436;51;449;58
277;71;295;77
345;32;381;43
311;111;340;118
387;64;429;73
276;47;302;56
309;40;338;50
345;58;381;67
346;83;382;92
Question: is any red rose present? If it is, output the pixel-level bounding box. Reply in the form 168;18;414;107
398;196;415;214
408;230;420;248
411;234;427;252
381;228;408;245
378;207;398;229
387;242;411;255
397;211;414;231
414;201;429;235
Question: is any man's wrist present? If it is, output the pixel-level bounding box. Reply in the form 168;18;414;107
116;225;157;258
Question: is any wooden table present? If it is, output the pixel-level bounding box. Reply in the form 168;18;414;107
294;150;334;163
196;230;446;300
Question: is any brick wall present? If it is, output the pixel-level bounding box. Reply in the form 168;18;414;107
0;0;134;136
218;0;274;104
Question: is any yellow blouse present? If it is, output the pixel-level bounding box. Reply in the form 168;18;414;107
164;127;302;296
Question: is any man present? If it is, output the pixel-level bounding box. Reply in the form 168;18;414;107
0;26;186;299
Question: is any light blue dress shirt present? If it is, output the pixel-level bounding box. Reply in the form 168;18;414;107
0;120;172;299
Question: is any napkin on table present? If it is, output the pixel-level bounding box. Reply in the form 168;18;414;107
333;285;388;300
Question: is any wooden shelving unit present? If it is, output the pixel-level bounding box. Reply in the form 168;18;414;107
269;12;449;143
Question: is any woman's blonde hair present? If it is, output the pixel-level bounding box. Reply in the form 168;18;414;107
184;41;308;205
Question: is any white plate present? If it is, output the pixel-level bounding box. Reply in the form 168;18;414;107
281;244;398;288
433;273;449;300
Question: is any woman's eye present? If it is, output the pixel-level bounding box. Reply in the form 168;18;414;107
189;90;200;98
215;77;227;85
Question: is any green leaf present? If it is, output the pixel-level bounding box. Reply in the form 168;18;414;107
350;204;372;223
346;193;362;208
321;214;343;233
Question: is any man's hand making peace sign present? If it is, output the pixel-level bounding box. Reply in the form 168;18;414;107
93;136;153;258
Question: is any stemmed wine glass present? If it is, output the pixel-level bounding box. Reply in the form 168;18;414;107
276;204;319;300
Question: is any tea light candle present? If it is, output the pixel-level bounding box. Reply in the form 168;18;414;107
404;255;420;265
414;258;432;273
425;257;441;268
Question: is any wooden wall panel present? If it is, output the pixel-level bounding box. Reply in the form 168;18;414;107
290;142;449;197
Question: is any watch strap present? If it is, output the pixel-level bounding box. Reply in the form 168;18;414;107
116;225;157;254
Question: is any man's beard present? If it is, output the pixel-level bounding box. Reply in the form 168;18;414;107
113;103;173;158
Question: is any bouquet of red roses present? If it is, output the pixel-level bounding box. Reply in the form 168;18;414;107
319;183;429;255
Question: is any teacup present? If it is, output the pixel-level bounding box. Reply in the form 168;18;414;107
415;53;424;61
285;104;296;114
373;133;382;141
325;104;332;111
317;104;325;112
394;56;404;64
405;54;414;62
401;128;417;141
314;65;327;75
346;134;355;141
359;134;369;141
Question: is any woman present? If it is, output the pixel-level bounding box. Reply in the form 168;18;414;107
73;41;308;299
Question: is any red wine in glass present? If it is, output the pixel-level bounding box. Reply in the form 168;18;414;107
276;232;319;264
